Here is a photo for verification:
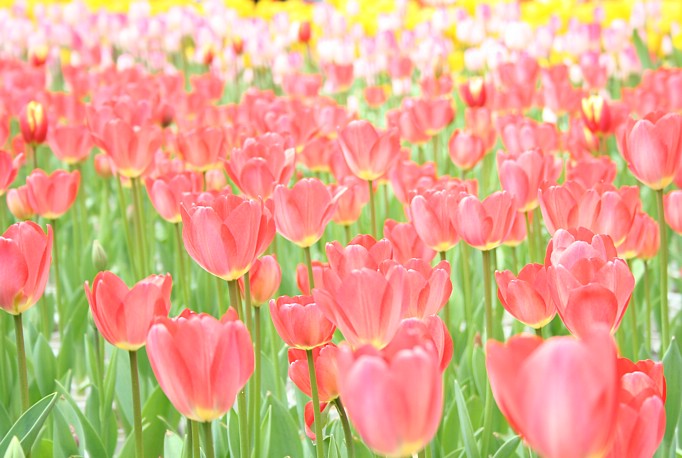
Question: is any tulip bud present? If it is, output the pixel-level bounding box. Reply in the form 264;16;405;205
298;21;312;43
20;101;48;145
581;94;611;134
91;240;108;271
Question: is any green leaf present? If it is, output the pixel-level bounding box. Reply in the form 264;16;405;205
32;335;57;397
0;393;58;456
55;381;109;458
663;338;682;444
454;381;481;458
440;395;460;453
492;436;521;458
264;392;304;458
2;438;24;458
260;406;272;458
163;431;185;458
51;405;79;458
633;30;655;70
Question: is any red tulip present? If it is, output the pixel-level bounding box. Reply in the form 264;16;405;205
147;309;254;422
618;111;682;190
273;178;342;248
26;169;80;219
99;118;163;178
288;344;339;402
176;126;227;172
486;328;619;458
497;148;562;212
331;176;369;226
606;358;666;458
448;129;486;171
383;219;436;264
298;21;312;43
409;188;461;252
181;193;274;281
145;171;203;223
238;255;281;305
581;94;612;134
270;294;335;349
495;263;556;328
338;120;400;181
226;133;295;200
453;191;516;251
0;151;23;196
337;337;442;457
20;101;48;145
48;124;93;165
6;186;35;221
459;77;487;108
545;228;634;337
84;272;172;351
0;221;52;314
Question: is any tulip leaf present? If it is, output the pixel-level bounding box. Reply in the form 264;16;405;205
441;395;461;453
632;30;655;70
0;392;58;457
227;409;241;458
2;438;24;458
55;381;109;458
51;405;79;457
260;405;272;458
163;431;185;458
492;435;521;458
454;381;481;458
264;392;304;458
663;338;682;445
32;334;57;397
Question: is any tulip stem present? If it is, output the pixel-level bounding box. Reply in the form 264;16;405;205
129;350;144;458
644;261;652;354
131;177;149;275
216;277;227;315
52;219;62;337
627;259;640;358
440;251;451;329
304;246;315;290
535;327;543;338
116;177;139;278
28;143;37;171
368;180;377;239
306;349;325;458
0;203;6;230
202;421;215;458
244;272;257;454
460;243;473;336
174;223;191;310
532;208;544;257
482;250;494;340
655;189;670;349
344;225;352;245
524;211;536;263
253;306;262;458
333;398;355;458
228;280;250;458
190;420;200;458
13;314;29;413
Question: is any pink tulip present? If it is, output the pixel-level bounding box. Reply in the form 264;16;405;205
453;191;517;251
495;263;556;328
338;120;400;181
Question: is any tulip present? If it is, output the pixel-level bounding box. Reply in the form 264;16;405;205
296;261;328;295
147;309;254;422
94;153;114;179
7;186;35;221
581;94;611;134
177;126;227;172
448;129;486;171
453;191;516;251
325;236;393;277
664;190;682;234
84;272;172;351
273;178;342;248
388;158;437;206
298;21;312;43
26;169;80;220
338;120;400;181
48;124;93;165
495;263;555;328
496;114;558;155
288;344;339;402
385;316;453;372
145;171;203;223
238;255;281;305
181;193;274;281
20;101;48;145
337;337;443;457
618;212;660;260
98;118;163;178
0;221;52;315
0;151;23;196
497;148;562;212
566;156;617;188
486;328;619;458
364;86;387;108
409;188;461;253
545;228;634;338
459;77;487;108
402;258;452;319
383;219;436;264
331;176;369;227
269;295;335;349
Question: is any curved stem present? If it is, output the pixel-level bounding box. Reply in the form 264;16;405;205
333;397;355;458
253;306;262;458
129;350;144;458
656;189;670;349
304;246;315;291
201;421;215;458
13;314;29;412
306;349;325;458
174;223;191;310
228;280;249;458
368;180;377;239
115;177;138;278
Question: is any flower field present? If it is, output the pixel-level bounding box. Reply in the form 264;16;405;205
1;0;682;457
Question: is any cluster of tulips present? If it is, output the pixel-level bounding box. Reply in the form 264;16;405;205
1;0;682;457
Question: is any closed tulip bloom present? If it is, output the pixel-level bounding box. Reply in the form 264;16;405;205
448;129;486;171
495;263;555;328
331;176;369;226
288;344;339;402
453;191;517;251
48;124;93;165
338;120;401;181
176;126;226;172
26;169;80;219
273;179;342;248
618;212;660;260
84;272;172;351
618;111;682;190
486;329;619;458
606;358;666;458
226;133;295;199
0;151;23;196
269;295;335;349
145;171;203;223
497;148;562;212
566;156;617;188
364;85;388;108
383;219;436;264
459;77;487;108
337;338;443;457
181;193;274;281
503;210;527;247
0;222;52;314
409;189;461;252
402;259;452;318
20;101;48;144
147;309;254;422
581;94;612;134
99;119;163;178
238;255;281;305
388;158;437;206
94;153;114;179
546;228;634;338
296;261;329;295
385;316;453;372
664;190;682;233
325;236;393;277
7;186;35;221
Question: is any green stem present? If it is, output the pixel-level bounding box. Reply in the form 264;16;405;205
532;207;544;259
535;327;543;338
460;243;473;336
482;250;494;340
13;314;29;413
510;246;518;273
627;259;640;358
129;350;144;458
439;251;451;329
269;314;283;399
191;420;200;458
418;449;426;458
253;306;262;458
29;143;37;171
306;349;325;458
481;381;494;458
0;201;6;230
304;246;315;291
368;180;377;239
116;178;139;277
656;189;670;349
52;219;63;332
334;398;355;458
242;272;254;334
344;225;352;245
202;421;215;458
131;177;149;275
174;223;191;310
216;277;227;315
524;211;536;263
644;261;652;355
432;133;440;174
228;280;244;320
228;280;249;458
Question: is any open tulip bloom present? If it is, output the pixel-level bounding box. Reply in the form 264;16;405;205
1;2;681;458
